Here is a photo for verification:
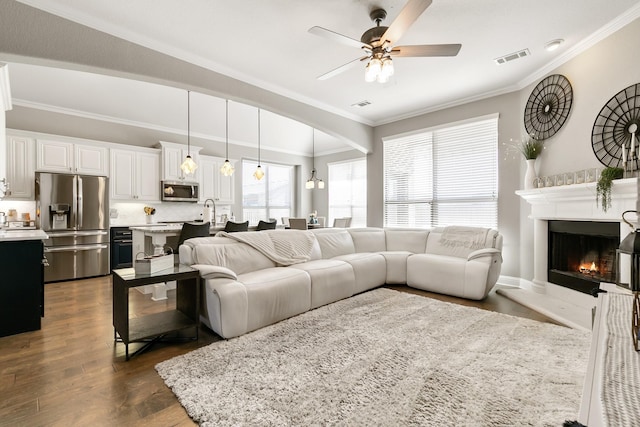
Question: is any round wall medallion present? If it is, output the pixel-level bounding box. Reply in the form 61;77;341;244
524;74;573;139
592;83;640;168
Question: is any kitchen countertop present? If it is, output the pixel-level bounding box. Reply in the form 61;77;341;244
0;229;49;242
129;224;249;233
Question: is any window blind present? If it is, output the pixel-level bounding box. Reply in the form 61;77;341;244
328;158;367;227
242;159;293;225
384;116;498;229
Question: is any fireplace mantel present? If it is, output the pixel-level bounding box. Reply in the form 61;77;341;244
516;177;638;222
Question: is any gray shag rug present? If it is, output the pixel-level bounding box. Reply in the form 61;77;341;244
156;288;591;426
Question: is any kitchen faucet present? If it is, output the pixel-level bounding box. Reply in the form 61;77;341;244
204;198;216;225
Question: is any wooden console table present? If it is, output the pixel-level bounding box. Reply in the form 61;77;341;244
112;265;200;360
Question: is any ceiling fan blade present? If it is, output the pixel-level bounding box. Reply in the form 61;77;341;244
308;26;371;50
381;0;432;44
390;44;461;57
317;56;369;80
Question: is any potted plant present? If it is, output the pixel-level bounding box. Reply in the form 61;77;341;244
596;167;624;212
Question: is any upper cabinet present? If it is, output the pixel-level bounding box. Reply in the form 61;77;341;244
158;141;201;182
199;155;235;205
36;139;108;176
110;148;160;201
5;134;36;199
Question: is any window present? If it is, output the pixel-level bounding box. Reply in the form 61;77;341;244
328;158;367;227
383;115;498;229
242;160;294;225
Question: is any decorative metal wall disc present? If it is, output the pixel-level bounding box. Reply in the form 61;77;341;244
592;83;640;168
524;74;573;139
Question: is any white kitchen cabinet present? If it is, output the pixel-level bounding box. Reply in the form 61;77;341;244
36;139;108;176
5;134;36;199
110;148;160;201
199;155;235;205
158;141;201;182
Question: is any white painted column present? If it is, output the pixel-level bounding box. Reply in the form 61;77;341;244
531;218;548;293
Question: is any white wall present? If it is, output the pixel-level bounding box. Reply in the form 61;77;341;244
364;17;640;279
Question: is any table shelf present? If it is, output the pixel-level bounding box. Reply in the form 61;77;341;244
112;265;200;360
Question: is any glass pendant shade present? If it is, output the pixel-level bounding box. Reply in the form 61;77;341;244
306;178;315;189
220;159;234;176
221;99;234;176
181;90;197;175
253;108;264;180
306;129;324;190
254;165;264;180
180;155;197;175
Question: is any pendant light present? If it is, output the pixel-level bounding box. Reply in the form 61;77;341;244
220;99;235;176
180;90;198;175
253;108;265;180
305;128;324;190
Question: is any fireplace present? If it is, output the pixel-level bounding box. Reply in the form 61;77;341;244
548;220;620;294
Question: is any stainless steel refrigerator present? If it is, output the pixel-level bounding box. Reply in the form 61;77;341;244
35;172;110;283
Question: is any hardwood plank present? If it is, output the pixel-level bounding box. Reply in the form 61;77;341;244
0;275;554;425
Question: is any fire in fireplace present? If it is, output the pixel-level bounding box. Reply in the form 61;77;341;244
548;220;620;294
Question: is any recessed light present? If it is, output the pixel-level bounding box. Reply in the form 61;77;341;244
545;39;564;52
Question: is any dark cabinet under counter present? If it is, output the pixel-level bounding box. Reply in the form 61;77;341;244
0;239;45;337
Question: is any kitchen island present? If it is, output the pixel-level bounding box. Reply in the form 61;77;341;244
0;229;49;337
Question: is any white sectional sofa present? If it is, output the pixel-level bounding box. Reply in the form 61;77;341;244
179;226;503;339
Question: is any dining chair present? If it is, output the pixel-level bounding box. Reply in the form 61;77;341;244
170;221;211;262
332;218;349;228
223;220;249;233
288;218;308;230
316;216;326;227
256;219;277;230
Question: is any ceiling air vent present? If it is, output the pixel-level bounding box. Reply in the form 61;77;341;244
351;100;371;108
494;48;530;65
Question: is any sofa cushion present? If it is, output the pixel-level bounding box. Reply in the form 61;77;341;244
407;253;466;297
426;226;498;259
385;229;429;253
378;251;412;284
289;259;355;309
311;229;356;259
240;267;311;333
347;228;387;253
191;240;276;274
333;252;386;294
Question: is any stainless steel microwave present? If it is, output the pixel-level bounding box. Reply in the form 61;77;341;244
161;181;199;202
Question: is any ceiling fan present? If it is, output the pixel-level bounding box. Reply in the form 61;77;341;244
309;0;461;83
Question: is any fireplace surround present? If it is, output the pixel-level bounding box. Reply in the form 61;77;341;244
548;220;619;294
517;177;638;294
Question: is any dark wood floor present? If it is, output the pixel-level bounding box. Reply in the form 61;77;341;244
0;276;557;426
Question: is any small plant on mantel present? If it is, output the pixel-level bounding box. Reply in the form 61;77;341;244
596;167;624;212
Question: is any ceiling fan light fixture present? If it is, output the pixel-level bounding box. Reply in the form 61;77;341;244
381;57;394;77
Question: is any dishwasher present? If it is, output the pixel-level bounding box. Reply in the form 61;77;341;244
110;227;133;270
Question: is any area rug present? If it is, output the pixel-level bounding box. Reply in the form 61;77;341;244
156;288;591;426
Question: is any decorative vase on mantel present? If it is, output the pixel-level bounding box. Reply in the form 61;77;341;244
524;159;537;190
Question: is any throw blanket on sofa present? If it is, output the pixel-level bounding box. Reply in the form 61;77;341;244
439;226;490;250
216;230;315;266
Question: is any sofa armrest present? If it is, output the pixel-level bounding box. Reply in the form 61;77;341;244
467;248;502;262
191;264;238;280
